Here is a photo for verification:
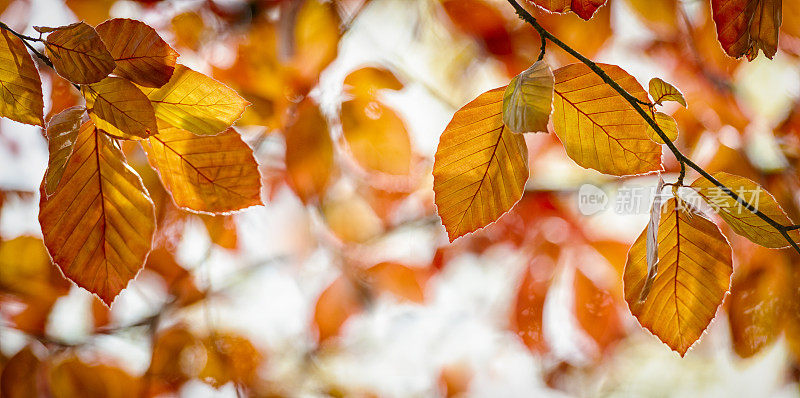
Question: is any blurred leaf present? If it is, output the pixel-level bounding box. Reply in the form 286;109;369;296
284;99;334;204
510;258;555;353
624;0;679;35
200;332;262;389
313;276;364;343
64;0;114;26
200;214;238;250
322;192;383;243
574;269;625;354
285;0;340;90
43;106;85;197
343;66;404;97
433;87;528;241
0;29;43;126
442;0;512;57
40;22;115;84
49;356;141;398
365;262;429;303
171;12;205;51
83;77;158;139
147;325;204;392
624;198;733;356
96;18;178;88
711;0;781;60
341;98;413;175
1;347;43;398
502;60;553;134
145;248;204;306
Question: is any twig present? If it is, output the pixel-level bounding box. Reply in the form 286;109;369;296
0;21;80;90
506;0;800;254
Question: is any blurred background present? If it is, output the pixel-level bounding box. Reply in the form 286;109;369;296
2;0;800;396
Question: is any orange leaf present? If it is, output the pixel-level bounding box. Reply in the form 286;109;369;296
528;0;608;20
284;99;334;204
343;66;404;97
141;125;262;214
48;356;141;398
552;63;662;176
43;106;86;196
341;98;413;175
624;198;733;356
82;77;158;139
40;22;115;84
711;0;781;60
365;262;429;303
0;29;44;126
200;214;238;250
39;120;156;306
313;276;364;343
573;269;625;353
433;87;528;241
199;332;263;389
148;325;204;391
1;347;43;398
145;248;204;306
95;18;178;88
510;258;554;353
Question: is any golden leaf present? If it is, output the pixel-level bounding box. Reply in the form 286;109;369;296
341;98;412;175
433;87;528;241
284;99;334;204
624;198;733;356
138;65;248;136
711;0;781;60
552;63;662;176
0;29;44;126
691;172;800;248
49;356;141;398
199;333;262;388
502;60;553;134
95;18;178;88
648;77;686;107
646;112;679;144
39;120;155;306
343;66;404;97
82;77;157;139
529;0;608;20
43;106;86;196
141;125;262;214
41;22;115;84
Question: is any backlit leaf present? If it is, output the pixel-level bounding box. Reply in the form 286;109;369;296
640;177;665;302
313;276;363;343
341;98;413;175
510;259;554;353
648;77;686;107
502;60;554;134
284;99;334;204
528;0;608;20
82;77;157;139
433;87;528;241
49;356;141;398
624;198;733;356
691;172;800;248
574;269;625;353
711;0;781;60
200;214;238;250
44;106;86;196
199;332;262;389
552;63;662;176
1;347;43;398
39;120;156;305
365;262;429;303
141;125;262;214
343;66;404;97
95;18;178;88
138;65;248;136
646;112;679;144
0;29;43;126
41;22;115;84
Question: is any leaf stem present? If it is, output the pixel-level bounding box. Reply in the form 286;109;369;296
0;21;81;91
506;0;800;255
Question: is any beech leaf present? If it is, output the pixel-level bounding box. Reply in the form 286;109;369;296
648;78;686;107
82;77;158;139
41;22;115;84
43;106;86;196
646;112;679;144
528;0;608;20
0;29;44;126
711;0;782;60
95;18;179;88
502;60;554;134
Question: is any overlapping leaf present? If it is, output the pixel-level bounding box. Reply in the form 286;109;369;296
552;63;662;175
528;0;608;20
433;87;528;241
82;77;157;139
95;18;178;88
624;198;733;356
43;106;85;196
691;172;800;248
502;60;553;134
141;125;262;214
648;77;686;107
647;112;679;144
39;120;155;305
711;0;781;60
40;22;115;84
0;29;44;126
138;65;248;136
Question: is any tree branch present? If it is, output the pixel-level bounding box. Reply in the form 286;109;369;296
506;0;800;255
0;21;80;91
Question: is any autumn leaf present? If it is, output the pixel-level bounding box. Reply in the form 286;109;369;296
95;18;178;88
574;269;625;353
646;112;679;144
43;106;86;196
364;262;429;303
711;0;781;60
141;125;261;214
82;77;158;139
39;120;156;306
138;65;249;136
510;259;554;353
0;29;44;126
200;332;263;388
528;0;608;21
502;60;554;134
341;98;413;175
313;276;364;343
148;325;204;391
648;77;686;107
284;99;334;204
145;248;204;306
624;198;733;356
433;87;529;241
691;172;800;248
343;66;404;97
1;347;43;398
200;214;239;249
39;22;116;84
552;63;662;176
49;356;141;398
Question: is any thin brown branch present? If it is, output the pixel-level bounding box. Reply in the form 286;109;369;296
506;0;800;255
0;21;81;91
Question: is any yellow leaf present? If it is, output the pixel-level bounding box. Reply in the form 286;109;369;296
647;112;679;144
82;77;158;139
624;198;733;356
141;125;262;214
552;63;662;176
711;0;781;60
138;65;248;136
41;22;115;84
284;99;334;204
648;77;686;107
39;120;155;306
341;98;412;175
288;0;340;87
95;18;178;88
44;106;86;196
433;87;528;241
502;60;553;134
0;29;44;126
199;333;262;388
343;66;404;97
691;172;800;248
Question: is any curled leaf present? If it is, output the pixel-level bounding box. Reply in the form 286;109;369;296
711;0;781;60
502;60;554;134
640;176;665;303
648;78;686;107
41;22;115;84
